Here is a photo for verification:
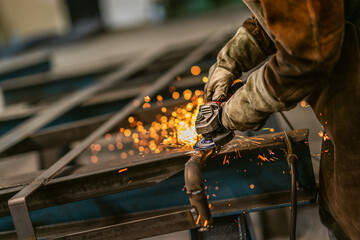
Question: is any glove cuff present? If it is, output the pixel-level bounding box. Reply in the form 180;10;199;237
246;65;297;113
221;64;297;131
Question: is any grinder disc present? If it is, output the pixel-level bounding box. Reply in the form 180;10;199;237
193;137;216;150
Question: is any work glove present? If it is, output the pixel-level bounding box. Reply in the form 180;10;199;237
205;27;267;102
221;65;297;131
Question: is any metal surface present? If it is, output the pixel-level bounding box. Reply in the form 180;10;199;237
7;28;236;240
0;152;190;216
0;189;314;240
0;129;316;239
0;130;313;217
185;149;215;229
50;209;196;240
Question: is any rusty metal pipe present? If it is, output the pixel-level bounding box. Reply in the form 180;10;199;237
184;149;214;231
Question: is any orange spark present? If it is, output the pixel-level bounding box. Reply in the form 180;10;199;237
156;95;163;102
191;66;201;76
128;117;135;123
231;79;242;86
196;215;201;225
91;155;98;163
203;220;208;227
258;154;270;162
94;144;101;152
118;168;128;173
108;144;115;151
251;137;264;141
223;155;230;165
143;103;151;108
105;133;112;140
172;92;180;99
144;96;151;102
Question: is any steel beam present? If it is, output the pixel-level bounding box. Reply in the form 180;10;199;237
0;190;315;240
0;129;316;239
51;209;197;240
0;129;313;217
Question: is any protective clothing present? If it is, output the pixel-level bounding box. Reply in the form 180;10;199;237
206;0;360;238
221;65;296;131
204;27;267;102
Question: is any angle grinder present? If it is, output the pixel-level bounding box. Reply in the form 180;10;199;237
194;81;244;150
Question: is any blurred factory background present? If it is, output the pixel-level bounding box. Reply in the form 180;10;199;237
0;1;329;239
0;0;240;56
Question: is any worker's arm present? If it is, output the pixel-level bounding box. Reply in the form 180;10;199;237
221;0;345;131
205;16;275;102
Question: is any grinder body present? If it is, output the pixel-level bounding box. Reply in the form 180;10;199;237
194;81;243;150
194;102;234;150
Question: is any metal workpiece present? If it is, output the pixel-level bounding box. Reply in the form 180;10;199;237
185;149;215;230
0;129;316;239
194;101;235;150
49;209;197;240
6;28;236;240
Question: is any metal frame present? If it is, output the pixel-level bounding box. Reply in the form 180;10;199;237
0;47;165;154
0;129;317;239
6;28;236;240
0;189;315;239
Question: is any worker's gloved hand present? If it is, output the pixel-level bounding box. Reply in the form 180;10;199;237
221;65;297;131
205;27;268;102
205;63;236;102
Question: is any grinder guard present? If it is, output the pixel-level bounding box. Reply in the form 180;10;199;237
194;81;243;150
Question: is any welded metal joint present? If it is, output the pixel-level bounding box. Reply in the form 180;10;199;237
184;149;215;231
283;131;298;166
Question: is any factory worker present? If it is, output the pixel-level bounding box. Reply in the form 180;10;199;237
205;0;360;239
